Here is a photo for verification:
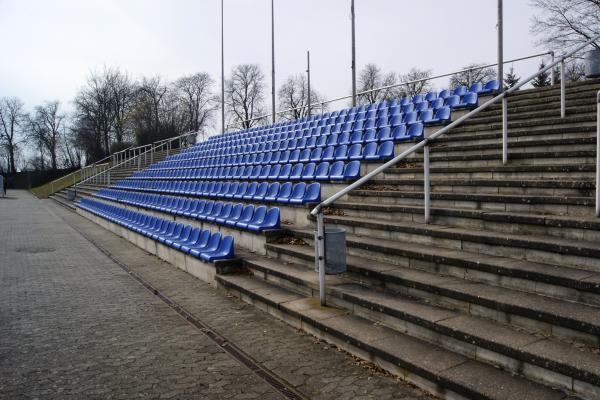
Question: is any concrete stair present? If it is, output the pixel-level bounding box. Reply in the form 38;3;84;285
216;80;600;399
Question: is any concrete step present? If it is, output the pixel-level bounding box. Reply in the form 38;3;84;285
241;254;600;398
330;201;600;242
266;234;600;306
310;214;600;271
405;150;596;168
448;114;596;135
465;107;595;126
347;188;593;218
265;239;600;347
381;164;596;181
217;274;572;400
473;98;594;119
426;136;595;156
49;192;76;211
366;177;594;196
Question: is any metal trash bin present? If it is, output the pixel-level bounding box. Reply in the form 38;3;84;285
67;189;76;201
314;227;347;275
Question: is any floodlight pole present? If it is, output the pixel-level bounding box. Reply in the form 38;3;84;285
351;0;357;107
307;50;311;117
271;0;276;124
497;0;504;88
221;0;225;134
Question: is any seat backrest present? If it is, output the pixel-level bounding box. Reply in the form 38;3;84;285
304;183;321;202
453;86;467;97
290;182;307;199
484;79;500;91
377;141;394;157
362;142;377;157
419;109;433;122
392;124;408;139
344;160;361;179
424;91;438;102
278;182;293;199
408;122;424;138
469;82;483;93
255;182;269;196
290;163;304;177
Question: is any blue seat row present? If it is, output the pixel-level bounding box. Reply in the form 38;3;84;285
78;198;235;262
113;180;321;205
96;189;281;233
131;160;362;182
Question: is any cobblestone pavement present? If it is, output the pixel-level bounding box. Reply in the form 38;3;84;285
1;190;435;400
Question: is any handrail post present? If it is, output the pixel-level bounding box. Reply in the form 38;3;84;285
561;59;566;118
424;142;431;224
316;211;326;306
502;96;508;164
596;91;600;217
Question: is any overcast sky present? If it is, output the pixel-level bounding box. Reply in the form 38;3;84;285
0;0;547;130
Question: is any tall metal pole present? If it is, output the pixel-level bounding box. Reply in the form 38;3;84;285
307;51;311;117
351;0;357;107
271;0;276;124
497;0;504;88
221;0;225;134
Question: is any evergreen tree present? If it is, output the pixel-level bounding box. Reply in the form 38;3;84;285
531;62;551;88
504;66;520;89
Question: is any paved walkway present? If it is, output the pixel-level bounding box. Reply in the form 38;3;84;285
0;191;433;400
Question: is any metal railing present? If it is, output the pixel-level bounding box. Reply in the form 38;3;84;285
75;131;198;189
224;51;554;132
310;33;600;306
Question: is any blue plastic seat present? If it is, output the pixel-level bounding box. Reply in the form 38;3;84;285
276;182;293;202
264;182;281;202
199;235;234;262
469;82;483;94
290;163;304;180
425;91;438;102
452;86;468;97
389;114;403;128
329;161;345;180
288;182;306;204
278;163;292;180
289;149;301;163
348;143;363;161
301;163;316;180
303;183;321;203
480;79;500;95
299;148;311;163
403;112;418;125
253;182;270;201
268;164;281;179
314;162;330;181
439;89;452;100
423;106;451;125
233;182;249;199
343;160;361;180
310;147;323;162
242;182;258;200
224;204;244;227
332;145;348;161
189;232;221;258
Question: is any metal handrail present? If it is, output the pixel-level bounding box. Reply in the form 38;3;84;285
225;51;554;131
75;130;198;189
311;33;600;306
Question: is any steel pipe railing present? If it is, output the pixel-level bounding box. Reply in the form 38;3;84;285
311;33;600;306
225;51;554;132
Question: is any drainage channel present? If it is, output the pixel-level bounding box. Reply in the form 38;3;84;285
65;221;307;400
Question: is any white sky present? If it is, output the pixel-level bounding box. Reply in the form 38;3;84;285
0;0;547;131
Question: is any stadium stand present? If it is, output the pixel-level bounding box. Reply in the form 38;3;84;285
60;77;600;399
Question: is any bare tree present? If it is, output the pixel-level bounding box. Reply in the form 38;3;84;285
398;68;433;97
74;70;115;159
0;97;26;173
174;72;218;133
132;76;170;144
531;0;600;53
225;64;266;130
449;63;497;88
29;101;65;170
107;69;136;144
357;64;399;105
277;74;324;120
